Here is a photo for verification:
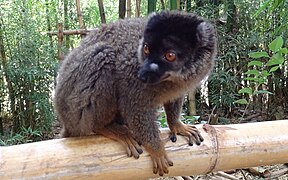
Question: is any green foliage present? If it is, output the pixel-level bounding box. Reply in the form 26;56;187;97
157;109;200;128
148;0;157;13
169;0;178;10
236;36;287;109
0;0;57;144
0;127;42;146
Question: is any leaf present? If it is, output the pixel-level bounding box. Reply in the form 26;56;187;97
244;77;258;81
258;77;266;84
269;66;279;72
254;90;273;95
268;36;283;52
248;52;269;58
245;70;260;76
280;48;288;54
253;0;271;17
261;70;270;77
234;99;249;105
266;53;284;66
238;88;253;94
248;60;263;67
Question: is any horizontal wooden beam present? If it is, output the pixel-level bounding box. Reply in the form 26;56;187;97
1;120;288;179
47;29;94;36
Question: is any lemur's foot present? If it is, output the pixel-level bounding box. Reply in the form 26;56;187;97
145;145;173;176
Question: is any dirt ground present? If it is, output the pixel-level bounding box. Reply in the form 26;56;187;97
151;164;288;179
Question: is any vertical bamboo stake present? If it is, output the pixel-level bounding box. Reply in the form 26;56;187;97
126;0;131;18
97;0;106;24
135;0;141;17
75;0;86;38
64;0;70;49
188;88;197;116
119;0;126;19
57;23;64;60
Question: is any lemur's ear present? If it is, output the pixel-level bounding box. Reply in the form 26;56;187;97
196;22;215;47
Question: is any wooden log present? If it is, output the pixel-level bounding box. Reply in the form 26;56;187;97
1;120;288;179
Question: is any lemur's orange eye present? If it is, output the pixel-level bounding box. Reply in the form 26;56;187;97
164;52;176;62
143;44;150;55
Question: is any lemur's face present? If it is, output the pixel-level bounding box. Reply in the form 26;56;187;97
137;35;191;84
137;11;215;85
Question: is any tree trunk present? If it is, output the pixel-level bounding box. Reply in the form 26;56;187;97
97;0;106;24
119;0;126;19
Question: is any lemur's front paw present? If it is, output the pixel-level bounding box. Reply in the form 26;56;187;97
169;122;204;146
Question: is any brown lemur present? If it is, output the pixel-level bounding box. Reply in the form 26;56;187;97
54;11;216;176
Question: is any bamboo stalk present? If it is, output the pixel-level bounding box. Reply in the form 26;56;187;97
57;23;64;60
126;0;131;18
75;0;86;38
1;120;288;179
97;0;106;24
47;29;93;36
119;0;126;19
188;88;196;116
135;0;141;17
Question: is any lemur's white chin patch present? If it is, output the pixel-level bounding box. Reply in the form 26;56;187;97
150;63;159;71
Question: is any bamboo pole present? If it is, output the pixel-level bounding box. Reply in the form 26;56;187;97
126;0;131;18
57;23;64;60
47;28;93;36
97;0;106;24
135;0;141;17
1;120;288;179
75;0;86;38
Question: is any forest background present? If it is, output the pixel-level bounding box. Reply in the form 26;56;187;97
0;0;287;145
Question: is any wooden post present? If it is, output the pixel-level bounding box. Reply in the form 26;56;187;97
47;29;92;36
57;23;64;60
75;0;86;38
1;120;288;179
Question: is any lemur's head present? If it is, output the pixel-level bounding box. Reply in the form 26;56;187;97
138;11;217;85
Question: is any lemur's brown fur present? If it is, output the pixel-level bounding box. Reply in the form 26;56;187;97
54;11;217;176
